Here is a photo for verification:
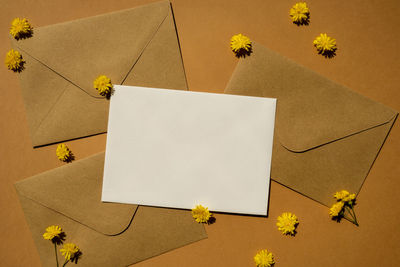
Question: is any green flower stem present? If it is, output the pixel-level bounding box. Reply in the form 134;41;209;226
342;213;354;223
350;205;359;226
54;243;59;267
345;206;359;226
62;259;69;267
344;206;355;221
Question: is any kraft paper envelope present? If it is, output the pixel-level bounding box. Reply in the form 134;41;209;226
225;42;398;206
10;0;187;147
102;85;276;215
15;152;206;267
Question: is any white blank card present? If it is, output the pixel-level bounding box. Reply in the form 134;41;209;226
102;85;276;215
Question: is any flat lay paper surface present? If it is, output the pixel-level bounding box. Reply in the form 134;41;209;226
102;85;276;215
225;42;398;206
10;0;188;147
2;1;400;266
15;152;206;267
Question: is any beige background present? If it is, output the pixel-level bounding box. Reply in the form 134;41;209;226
1;0;399;266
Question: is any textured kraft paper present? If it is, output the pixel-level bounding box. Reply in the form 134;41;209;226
3;1;400;267
225;42;398;206
14;152;206;267
10;0;188;147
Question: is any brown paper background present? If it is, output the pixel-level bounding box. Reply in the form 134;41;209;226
1;0;399;266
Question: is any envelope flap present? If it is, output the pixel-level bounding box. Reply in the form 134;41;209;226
227;42;397;152
14;152;137;236
12;0;171;96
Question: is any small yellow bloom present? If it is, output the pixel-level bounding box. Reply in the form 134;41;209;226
5;49;25;72
10;17;33;40
330;190;359;225
313;33;337;55
276;212;299;235
343;193;356;203
60;243;80;261
254;249;274;267
289;2;310;24
56;143;73;162
230;34;252;56
333;190;356;203
93;75;113;97
334;190;349;201
191;205;212;223
329;201;344;218
43;225;63;241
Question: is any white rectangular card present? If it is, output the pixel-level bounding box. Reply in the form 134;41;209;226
102;85;276;215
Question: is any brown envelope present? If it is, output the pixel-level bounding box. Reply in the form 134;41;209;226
10;0;188;147
225;42;398;206
15;152;206;267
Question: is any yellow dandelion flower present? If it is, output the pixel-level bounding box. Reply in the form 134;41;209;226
56;143;73;162
313;33;337;55
230;34;252;52
343;193;356;203
5;49;25;72
43;225;63;241
333;190;350;201
289;2;310;25
329;201;344;218
60;243;80;261
254;249;274;267
191;205;211;223
334;190;356;203
330;190;359;225
93;75;113;97
276;212;299;235
230;34;252;57
10;17;33;40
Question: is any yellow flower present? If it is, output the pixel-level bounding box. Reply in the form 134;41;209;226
276;212;299;235
334;190;349;200
330;190;359;225
329;201;344;218
230;34;252;55
5;49;25;72
60;243;80;261
191;205;212;223
56;143;73;162
343;193;356;203
289;2;310;24
93;75;113;97
333;190;355;202
313;33;337;54
254;249;274;267
43;225;63;241
10;18;33;40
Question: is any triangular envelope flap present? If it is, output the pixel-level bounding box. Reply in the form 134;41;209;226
9;47;75;138
227;42;397;152
12;0;170;95
14;152;137;236
31;82;109;147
